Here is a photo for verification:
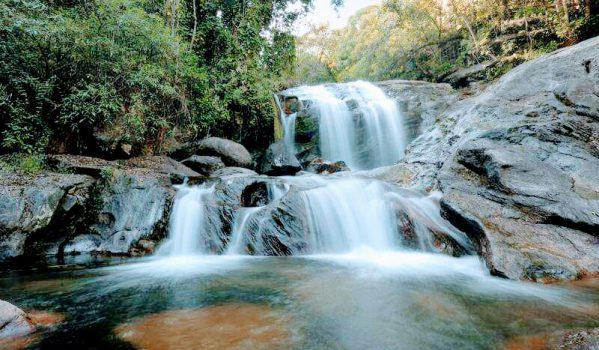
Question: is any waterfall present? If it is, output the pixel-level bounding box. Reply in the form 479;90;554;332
287;81;406;170
157;81;470;259
301;179;399;253
158;184;215;256
282;113;297;155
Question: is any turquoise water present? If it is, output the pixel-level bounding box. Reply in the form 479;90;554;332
1;253;598;349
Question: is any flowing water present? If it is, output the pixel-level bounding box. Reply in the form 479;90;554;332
2;82;599;349
285;81;407;170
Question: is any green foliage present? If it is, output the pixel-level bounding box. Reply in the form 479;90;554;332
1;0;340;155
0;153;46;175
290;0;598;84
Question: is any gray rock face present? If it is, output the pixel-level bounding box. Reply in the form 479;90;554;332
181;155;225;175
69;169;176;255
260;140;302;175
376;80;459;138
211;167;258;179
0;173;95;261
398;36;599;281
0;154;191;261
0;300;35;338
197;137;253;168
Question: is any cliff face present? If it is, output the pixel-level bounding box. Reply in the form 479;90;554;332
400;36;599;281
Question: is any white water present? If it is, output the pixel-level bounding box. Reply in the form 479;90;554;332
302;178;399;253
158;184;215;256
288;81;407;170
282;112;297;155
157;81;464;259
226;207;262;255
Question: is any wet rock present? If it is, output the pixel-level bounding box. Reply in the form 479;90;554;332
123;156;200;179
0;173;95;261
181;155;225;175
260;140;302;175
358;164;415;188
211;167;258;179
376;80;458;138
241;182;270;207
305;158;349;174
395;36;599;281
0;301;35;339
74;169;176;255
197;137;253;168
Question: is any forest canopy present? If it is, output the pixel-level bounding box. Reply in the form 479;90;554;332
0;0;340;156
1;0;596;157
290;0;599;84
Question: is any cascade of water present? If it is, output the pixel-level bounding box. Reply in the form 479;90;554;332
307;85;358;169
267;182;289;202
345;81;406;168
226;207;262;255
286;81;406;170
301;178;399;253
158;184;215;256
282;113;297;155
158;82;469;259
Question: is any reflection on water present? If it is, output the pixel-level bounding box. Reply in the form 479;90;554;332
0;254;598;349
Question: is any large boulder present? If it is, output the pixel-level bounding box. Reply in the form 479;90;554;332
65;169;176;255
260;141;302;175
0;154;188;261
398;36;599;281
0;172;95;261
169;138;253;168
196;137;253;168
181;155;225;175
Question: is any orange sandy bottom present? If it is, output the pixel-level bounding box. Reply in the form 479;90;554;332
115;304;294;350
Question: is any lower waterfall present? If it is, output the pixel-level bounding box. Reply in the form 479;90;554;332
158;176;472;257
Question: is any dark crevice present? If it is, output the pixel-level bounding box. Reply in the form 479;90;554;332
543;214;599;237
583;60;591;74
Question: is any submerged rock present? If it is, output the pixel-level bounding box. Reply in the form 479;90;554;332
115;304;293;350
0;300;65;349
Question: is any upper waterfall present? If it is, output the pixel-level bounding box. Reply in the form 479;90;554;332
281;81;407;171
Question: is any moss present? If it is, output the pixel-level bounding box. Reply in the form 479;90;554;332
0;153;46;175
